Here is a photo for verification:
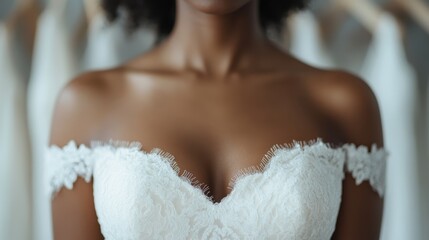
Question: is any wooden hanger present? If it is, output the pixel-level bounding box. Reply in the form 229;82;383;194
83;0;103;22
3;0;41;53
72;0;103;49
47;0;69;15
332;0;384;33
281;0;383;50
4;0;32;30
394;0;429;33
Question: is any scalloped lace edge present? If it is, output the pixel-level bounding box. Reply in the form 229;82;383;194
45;138;388;199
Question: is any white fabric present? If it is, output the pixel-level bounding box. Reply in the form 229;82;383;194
419;76;429;238
0;23;32;240
82;13;121;70
289;11;336;68
27;5;79;240
45;138;387;239
83;13;156;71
359;13;421;240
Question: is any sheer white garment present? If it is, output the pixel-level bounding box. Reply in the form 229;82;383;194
289;11;336;69
0;23;32;240
359;14;420;240
27;4;79;240
46;138;387;240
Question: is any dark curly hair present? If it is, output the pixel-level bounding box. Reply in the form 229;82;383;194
102;0;309;43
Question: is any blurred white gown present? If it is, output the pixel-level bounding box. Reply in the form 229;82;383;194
0;23;32;240
289;11;336;68
83;12;156;71
359;14;421;240
27;5;78;240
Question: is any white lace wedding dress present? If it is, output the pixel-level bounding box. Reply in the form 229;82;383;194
45;138;387;239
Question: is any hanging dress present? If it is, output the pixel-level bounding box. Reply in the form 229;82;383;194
82;11;156;71
27;2;78;239
359;13;421;240
288;10;336;69
0;23;32;240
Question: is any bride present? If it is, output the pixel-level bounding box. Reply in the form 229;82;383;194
46;0;387;239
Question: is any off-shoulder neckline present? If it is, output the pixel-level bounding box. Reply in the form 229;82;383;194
48;137;387;204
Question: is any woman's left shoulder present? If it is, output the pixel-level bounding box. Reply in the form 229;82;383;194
303;69;383;145
304;69;379;118
305;69;378;110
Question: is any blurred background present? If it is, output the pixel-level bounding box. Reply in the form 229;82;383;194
0;0;428;239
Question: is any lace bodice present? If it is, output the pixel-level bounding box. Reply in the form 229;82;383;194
45;138;388;240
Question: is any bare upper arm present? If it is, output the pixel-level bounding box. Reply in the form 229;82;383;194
49;72;108;240
308;70;384;239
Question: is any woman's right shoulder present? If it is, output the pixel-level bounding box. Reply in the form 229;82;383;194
55;68;123;116
49;69;124;147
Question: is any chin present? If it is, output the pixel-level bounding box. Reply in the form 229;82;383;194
184;0;252;15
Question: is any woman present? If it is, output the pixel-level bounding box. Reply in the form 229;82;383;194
47;0;387;239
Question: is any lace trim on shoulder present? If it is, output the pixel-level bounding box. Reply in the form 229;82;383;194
342;143;388;197
45;140;94;198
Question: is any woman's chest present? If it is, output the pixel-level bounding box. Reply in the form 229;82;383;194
95;81;340;202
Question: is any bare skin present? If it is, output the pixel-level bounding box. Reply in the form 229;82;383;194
49;0;384;239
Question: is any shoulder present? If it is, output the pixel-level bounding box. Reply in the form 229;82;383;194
49;68;126;147
48;71;113;239
304;70;386;239
307;70;380;115
56;67;127;104
304;69;383;146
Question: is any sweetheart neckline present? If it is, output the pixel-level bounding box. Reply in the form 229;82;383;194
50;137;384;205
82;137;345;205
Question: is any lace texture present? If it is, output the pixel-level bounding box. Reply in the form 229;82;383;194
45;138;388;239
45;141;94;198
343;143;388;196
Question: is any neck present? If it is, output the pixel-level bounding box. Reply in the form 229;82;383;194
158;0;272;78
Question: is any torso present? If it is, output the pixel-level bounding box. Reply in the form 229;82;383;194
71;47;356;203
